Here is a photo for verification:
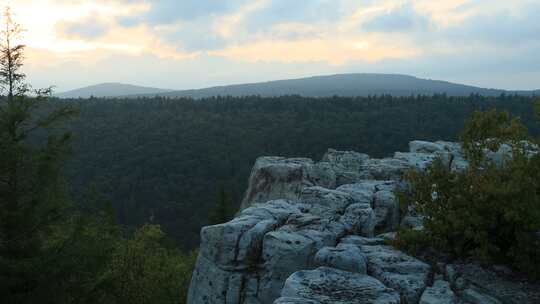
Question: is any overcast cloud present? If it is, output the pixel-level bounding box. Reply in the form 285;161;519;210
3;0;538;91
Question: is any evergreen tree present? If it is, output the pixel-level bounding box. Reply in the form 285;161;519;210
209;185;233;225
0;7;201;303
0;7;77;302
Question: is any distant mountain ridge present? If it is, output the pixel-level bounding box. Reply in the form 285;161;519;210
55;82;173;98
57;74;539;99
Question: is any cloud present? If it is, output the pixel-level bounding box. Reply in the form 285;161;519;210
58;17;109;39
10;0;540;92
119;0;248;26
362;3;430;32
210;35;419;65
242;0;347;32
444;1;540;46
158;21;227;52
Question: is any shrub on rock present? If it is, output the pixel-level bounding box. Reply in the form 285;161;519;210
397;107;540;279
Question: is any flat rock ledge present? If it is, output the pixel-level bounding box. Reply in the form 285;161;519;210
188;140;539;304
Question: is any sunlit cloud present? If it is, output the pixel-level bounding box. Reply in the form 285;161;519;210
0;0;536;91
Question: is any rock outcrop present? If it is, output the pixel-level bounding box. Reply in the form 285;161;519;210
279;267;401;304
188;140;539;304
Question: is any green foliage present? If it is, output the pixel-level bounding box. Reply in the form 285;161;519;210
0;8;197;303
460;109;528;164
392;229;431;257
99;225;197;304
62;94;540;249
398;109;540;278
0;7;80;302
209;186;234;225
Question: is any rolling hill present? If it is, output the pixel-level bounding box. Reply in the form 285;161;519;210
55;83;173;98
57;74;539;99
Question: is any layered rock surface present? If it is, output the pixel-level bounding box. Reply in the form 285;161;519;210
188;140;539;304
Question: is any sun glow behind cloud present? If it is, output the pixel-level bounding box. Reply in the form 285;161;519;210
0;0;537;91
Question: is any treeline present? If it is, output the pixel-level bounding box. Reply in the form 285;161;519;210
62;94;539;249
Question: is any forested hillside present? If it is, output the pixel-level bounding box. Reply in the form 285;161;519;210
62;94;539;249
135;74;538;99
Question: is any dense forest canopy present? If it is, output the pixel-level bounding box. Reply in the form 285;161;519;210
60;94;539;249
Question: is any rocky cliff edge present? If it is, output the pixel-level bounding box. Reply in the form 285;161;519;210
188;140;539;304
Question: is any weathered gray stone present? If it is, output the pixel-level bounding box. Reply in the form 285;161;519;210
337;181;399;233
274;297;321;304
373;190;400;232
280;267;401;304
339;235;386;247
313;244;367;274
394;152;438;171
240;157;315;210
299;186;355;218
450;263;540;304
376;232;397;241
363;245;431;304
445;265;458;285
305;161;337;189
259;230;318;303
409;141;446;154
359;157;410;180
409;140;469;172
419;280;457;304
339;202;376;236
187;254;236;304
199;215;264;267
322;148;370;172
296;229;337;250
188;140;538;304
336;183;375;204
462;288;502;304
242;199;302;222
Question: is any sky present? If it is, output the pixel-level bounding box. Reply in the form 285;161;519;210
3;0;540;92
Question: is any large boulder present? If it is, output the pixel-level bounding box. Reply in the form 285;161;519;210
409;140;468;171
188;200;303;304
298;186;355;218
339;202;376;237
461;288;502;304
372;189;400;232
278;267;401;304
259;230;319;302
322;149;370;185
199;215;269;268
409;140;463;156
322;148;370;172
274;298;321;304
339;235;386;247
409;141;447;154
445;263;540;304
240;149;372;210
358;158;410;180
393;152;437;171
362;245;431;304
313;244;367;274
337;181;399;233
188;254;242;304
240;157;316;210
419;280;457;304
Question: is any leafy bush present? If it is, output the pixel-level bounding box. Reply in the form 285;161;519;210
99;225;198;304
397;107;540;278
